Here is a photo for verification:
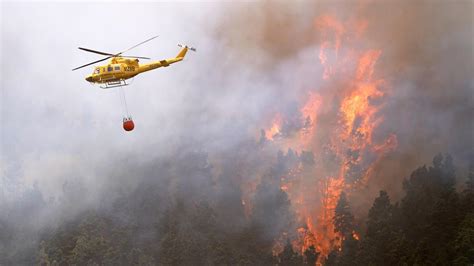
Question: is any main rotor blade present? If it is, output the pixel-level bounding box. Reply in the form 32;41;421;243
118;35;159;55
79;47;149;59
73;36;157;70
120;55;150;59
72;56;111;71
78;47;115;56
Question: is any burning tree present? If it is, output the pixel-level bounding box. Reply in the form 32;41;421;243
261;13;398;260
333;192;355;240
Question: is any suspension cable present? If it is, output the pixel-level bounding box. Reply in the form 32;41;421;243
118;83;130;118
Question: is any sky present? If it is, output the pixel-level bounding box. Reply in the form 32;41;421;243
1;2;239;201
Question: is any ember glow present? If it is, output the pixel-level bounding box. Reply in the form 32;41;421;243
263;14;398;259
265;113;283;140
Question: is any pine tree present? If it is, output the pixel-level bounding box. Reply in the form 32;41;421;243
428;189;461;263
36;241;52;266
232;222;274;265
330;192;358;265
452;213;474;265
324;249;339;266
303;245;319;265
333;192;355;238
279;239;303;266
461;162;474;214
158;200;197;265
454;162;474;264
252;174;295;240
158;199;222;265
466;163;474;193
400;154;462;264
338;235;358;266
358;191;401;265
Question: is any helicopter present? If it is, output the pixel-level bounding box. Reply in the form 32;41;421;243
73;36;195;131
72;35;195;89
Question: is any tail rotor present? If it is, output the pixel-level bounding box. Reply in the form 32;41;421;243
178;43;196;52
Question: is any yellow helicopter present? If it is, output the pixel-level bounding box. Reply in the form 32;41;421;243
73;36;195;89
73;36;195;131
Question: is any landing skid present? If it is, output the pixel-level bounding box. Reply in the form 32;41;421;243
100;79;128;89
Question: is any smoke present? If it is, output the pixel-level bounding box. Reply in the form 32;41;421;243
214;0;473;187
210;1;473;253
1;0;472;262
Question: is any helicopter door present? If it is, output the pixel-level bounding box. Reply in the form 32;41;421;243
99;66;114;81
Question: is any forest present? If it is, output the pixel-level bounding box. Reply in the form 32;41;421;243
2;150;471;266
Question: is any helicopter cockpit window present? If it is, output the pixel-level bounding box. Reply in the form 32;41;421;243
94;68;100;74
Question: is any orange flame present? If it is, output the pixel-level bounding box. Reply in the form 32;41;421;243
262;14;398;262
300;92;322;142
265;113;283;140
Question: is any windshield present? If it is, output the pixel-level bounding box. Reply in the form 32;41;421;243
93;68;100;74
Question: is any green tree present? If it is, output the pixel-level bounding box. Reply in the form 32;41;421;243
333;192;354;238
358;191;403;265
158;200;204;265
400;154;462;264
324;249;339;266
303;245;319;265
69;214;111;265
326;192;359;266
454;165;474;265
36;241;52;266
460;162;474;215
338;235;358;266
252;174;295;240
453;213;474;265
37;212;122;265
279;239;303;266
230;222;274;265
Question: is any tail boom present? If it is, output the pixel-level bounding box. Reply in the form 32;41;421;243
137;44;195;74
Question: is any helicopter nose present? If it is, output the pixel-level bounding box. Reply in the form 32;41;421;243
85;76;93;82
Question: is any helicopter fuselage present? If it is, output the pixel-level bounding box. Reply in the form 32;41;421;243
85;56;183;84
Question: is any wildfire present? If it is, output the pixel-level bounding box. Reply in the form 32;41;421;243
265;113;283;140
300;92;322;145
314;176;345;255
340;50;384;145
262;14;398;262
352;231;360;241
316;15;345;80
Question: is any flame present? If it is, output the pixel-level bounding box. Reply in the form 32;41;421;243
340;50;385;145
314;176;345;255
352;231;360;241
265;113;283;140
316;15;345;80
262;14;398;261
300;92;322;145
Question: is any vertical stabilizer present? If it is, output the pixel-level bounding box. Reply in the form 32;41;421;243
176;44;196;59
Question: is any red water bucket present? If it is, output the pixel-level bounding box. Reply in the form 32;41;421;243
123;119;135;131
